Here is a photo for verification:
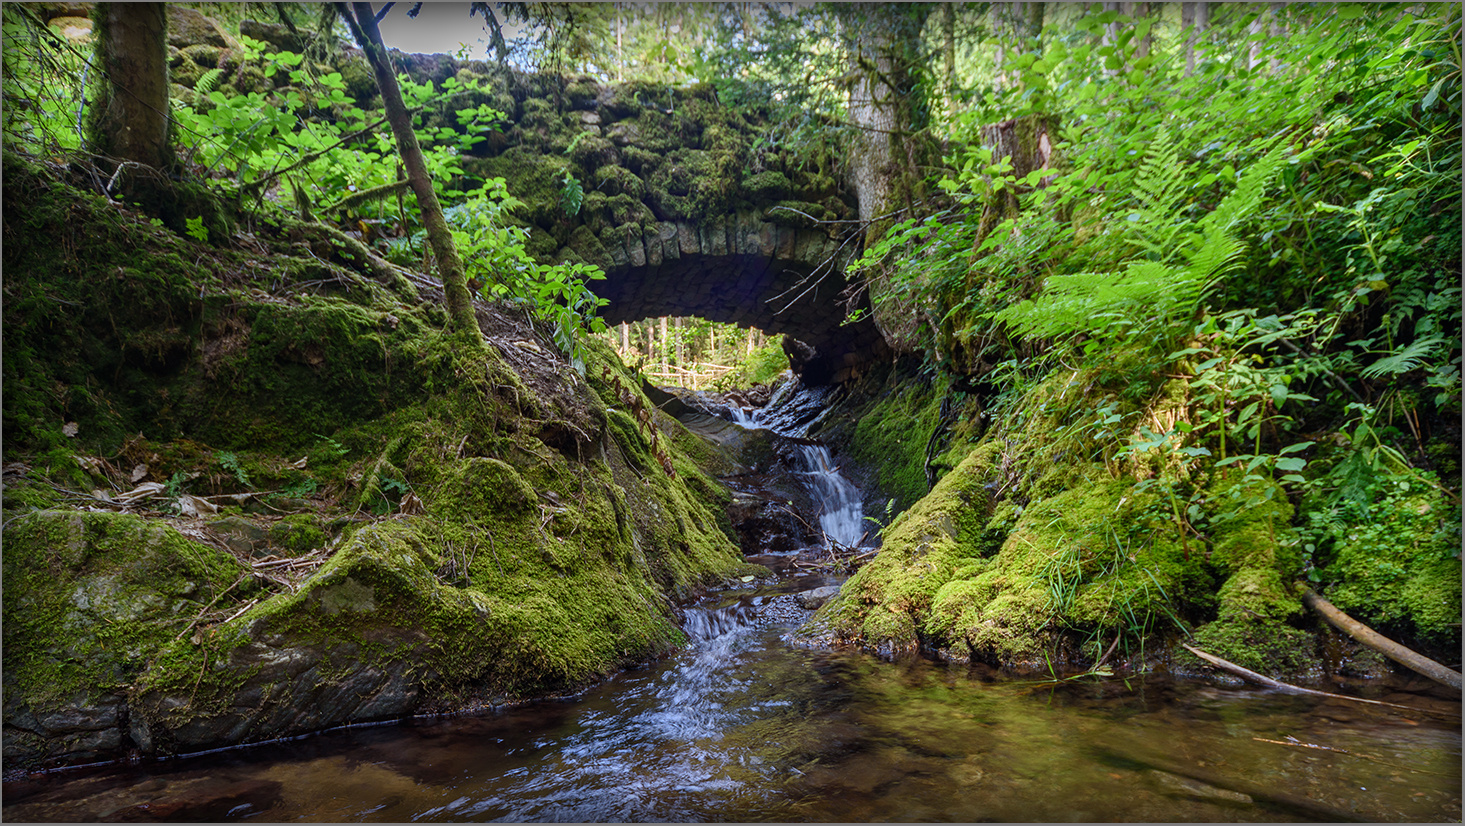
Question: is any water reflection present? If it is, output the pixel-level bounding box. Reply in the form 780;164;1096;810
4;600;1460;823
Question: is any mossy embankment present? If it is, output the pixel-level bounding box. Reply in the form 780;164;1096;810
801;357;1461;682
1;153;759;771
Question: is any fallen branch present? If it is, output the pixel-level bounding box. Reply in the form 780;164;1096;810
1298;586;1461;690
1182;644;1460;719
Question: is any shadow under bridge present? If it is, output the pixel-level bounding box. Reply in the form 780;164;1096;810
590;210;891;385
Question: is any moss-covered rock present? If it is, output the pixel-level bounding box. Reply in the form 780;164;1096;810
3;510;251;767
1321;479;1461;645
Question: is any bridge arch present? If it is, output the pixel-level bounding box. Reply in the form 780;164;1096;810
581;210;891;385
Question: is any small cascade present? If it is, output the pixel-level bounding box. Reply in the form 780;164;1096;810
793;444;866;549
652;602;759;742
728;405;761;429
723;379;868;552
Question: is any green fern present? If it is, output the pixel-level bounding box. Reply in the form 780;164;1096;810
194;67;225;97
1360;336;1449;379
988;137;1293;343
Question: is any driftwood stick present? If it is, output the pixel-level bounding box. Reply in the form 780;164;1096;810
1182;644;1459;719
1298;586;1461;690
1252;737;1455;777
1096;743;1370;822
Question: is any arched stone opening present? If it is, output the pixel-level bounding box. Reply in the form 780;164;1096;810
586;210;891;385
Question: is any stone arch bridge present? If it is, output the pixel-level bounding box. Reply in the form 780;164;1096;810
431;68;893;384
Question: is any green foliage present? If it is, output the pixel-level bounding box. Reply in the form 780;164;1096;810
184;215;210;243
558;170;584;217
447;179;609;375
1;6;87;154
987;134;1295;349
214;450;251;487
1309;475;1461;641
711;334;788;390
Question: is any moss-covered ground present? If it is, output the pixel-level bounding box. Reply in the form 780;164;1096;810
1;153;755;770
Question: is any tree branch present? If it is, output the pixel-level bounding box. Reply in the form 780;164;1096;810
1299;587;1462;690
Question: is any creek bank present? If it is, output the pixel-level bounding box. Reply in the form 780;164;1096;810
1;154;765;773
770;358;1460;688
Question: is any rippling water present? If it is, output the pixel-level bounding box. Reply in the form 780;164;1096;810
5;588;1460;823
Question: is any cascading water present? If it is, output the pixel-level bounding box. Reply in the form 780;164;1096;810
793;444;865;548
726;384;867;551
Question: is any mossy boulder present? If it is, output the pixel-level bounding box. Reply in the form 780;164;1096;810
808;445;995;658
1185;471;1321;677
3;510;251;767
1321;479;1462;646
1;154;756;771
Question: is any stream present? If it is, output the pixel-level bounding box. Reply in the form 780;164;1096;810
4;386;1460;823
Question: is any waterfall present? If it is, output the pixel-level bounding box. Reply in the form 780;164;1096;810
793;444;866;549
649;602;759;742
728;405;761;429
726;383;867;551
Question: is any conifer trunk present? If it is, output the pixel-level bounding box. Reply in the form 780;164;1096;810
87;3;172;171
336;2;480;341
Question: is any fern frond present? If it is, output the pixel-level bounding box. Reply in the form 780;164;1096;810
989;137;1293;345
1360;337;1449;379
194;67;225;97
1126;128;1189;262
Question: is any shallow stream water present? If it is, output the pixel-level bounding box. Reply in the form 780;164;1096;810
4;585;1460;822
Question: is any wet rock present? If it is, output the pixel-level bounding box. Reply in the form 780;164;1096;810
207;515;271;556
166;6;236;50
795;585;841;610
239;19;305;53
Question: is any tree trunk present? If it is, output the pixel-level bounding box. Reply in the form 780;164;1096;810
1268;2;1285;76
1247;6;1266;74
1101;1;1123;78
1126;2;1150;62
86;3;172;170
336;2;480;342
838;4;929;236
1182;2;1208;77
942;3;957;117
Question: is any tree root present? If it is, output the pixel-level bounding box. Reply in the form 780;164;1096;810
1298;586;1461;691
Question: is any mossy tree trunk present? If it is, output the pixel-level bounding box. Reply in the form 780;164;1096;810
335;2;481;343
838;3;930;242
86;3;173;171
836;4;938;355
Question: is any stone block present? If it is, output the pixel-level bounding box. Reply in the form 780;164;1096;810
708;218;728;256
677;221;700;255
607;238;629;270
758;221;778;258
626;230;646;268
774;224;798;260
794;232;831;268
658;222;680;262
